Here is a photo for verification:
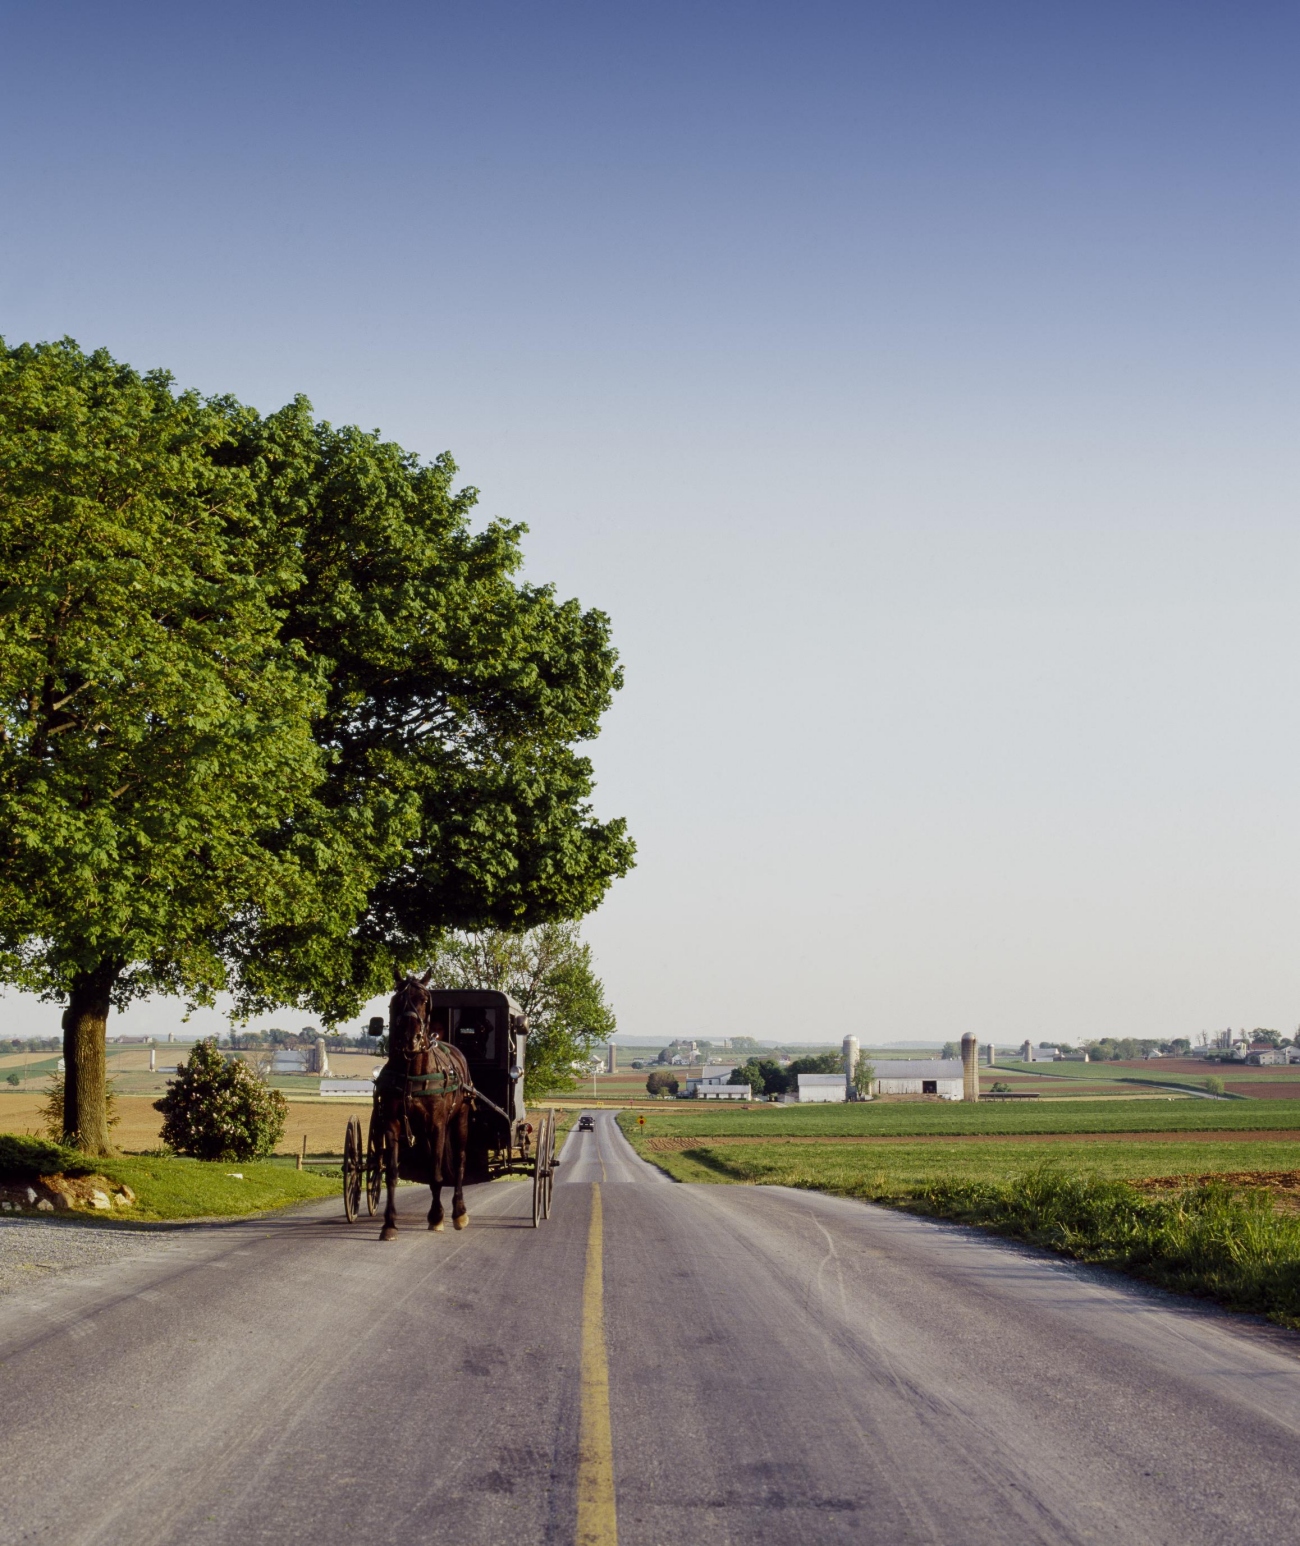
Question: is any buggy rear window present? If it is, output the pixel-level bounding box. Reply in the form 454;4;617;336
452;1006;498;1063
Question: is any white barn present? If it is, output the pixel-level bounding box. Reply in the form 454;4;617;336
796;1074;846;1103
698;1084;750;1099
870;1059;964;1101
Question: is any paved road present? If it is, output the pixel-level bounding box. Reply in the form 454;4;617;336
4;1111;1300;1545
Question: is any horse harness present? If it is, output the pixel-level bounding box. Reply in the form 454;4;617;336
383;980;514;1140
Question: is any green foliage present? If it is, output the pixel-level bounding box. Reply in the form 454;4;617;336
646;1070;679;1097
223;400;634;1019
1084;1037;1160;1061
154;1039;287;1161
1252;1029;1284;1048
989;1081;1012;1093
0;1132;93;1179
0;337;633;1146
789;1053;843;1076
1204;1075;1225;1095
852;1057;876;1097
4;1071;18;1086
729;1057;789;1096
941;1041;959;1060
0;338;329;1015
425;922;616;1098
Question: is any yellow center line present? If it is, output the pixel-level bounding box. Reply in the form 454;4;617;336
576;1183;618;1546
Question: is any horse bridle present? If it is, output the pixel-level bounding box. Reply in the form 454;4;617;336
391;978;432;1058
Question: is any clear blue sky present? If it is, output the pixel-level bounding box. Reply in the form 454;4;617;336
2;1;1297;1045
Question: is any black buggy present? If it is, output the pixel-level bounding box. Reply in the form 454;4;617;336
342;989;558;1227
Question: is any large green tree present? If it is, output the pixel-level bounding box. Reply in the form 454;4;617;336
0;341;327;1152
0;340;632;1151
424;922;616;1097
219;394;633;1020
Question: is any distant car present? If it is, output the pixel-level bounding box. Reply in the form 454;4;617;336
577;1115;595;1132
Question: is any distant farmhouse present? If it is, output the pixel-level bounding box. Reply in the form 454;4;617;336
686;1065;749;1099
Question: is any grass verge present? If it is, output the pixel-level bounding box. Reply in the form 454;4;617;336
909;1171;1300;1328
1;1133;337;1221
616;1120;1300;1327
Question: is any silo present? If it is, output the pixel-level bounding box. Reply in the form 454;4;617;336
843;1035;860;1100
961;1033;980;1102
606;1043;617;1074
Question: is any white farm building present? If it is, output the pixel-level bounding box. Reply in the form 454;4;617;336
795;1074;846;1103
870;1059;964;1101
687;1066;751;1099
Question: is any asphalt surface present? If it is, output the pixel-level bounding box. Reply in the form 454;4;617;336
3;1110;1300;1545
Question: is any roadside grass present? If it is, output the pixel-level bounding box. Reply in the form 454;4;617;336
620;1124;1300;1327
0;1133;337;1220
915;1170;1300;1327
616;1098;1300;1141
98;1155;337;1220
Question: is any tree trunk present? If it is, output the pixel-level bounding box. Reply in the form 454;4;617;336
62;961;120;1155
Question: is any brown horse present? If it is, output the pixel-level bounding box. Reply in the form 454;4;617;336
375;970;473;1241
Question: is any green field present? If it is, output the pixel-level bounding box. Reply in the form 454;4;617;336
629;1135;1300;1190
991;1060;1213;1092
617;1098;1300;1140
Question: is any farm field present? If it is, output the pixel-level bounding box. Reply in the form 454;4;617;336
615;1097;1300;1139
1;1083;579;1157
0;1092;375;1156
993;1057;1300;1098
623;1132;1300;1191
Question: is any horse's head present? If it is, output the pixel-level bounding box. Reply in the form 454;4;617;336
387;968;433;1059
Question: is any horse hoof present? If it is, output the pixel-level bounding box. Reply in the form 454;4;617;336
380;1226;398;1241
430;1221;444;1232
453;1212;469;1231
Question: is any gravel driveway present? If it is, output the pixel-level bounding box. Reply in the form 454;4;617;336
0;1215;182;1296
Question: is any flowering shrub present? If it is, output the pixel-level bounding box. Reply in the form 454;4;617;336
154;1039;287;1161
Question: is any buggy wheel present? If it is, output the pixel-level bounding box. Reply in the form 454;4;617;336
531;1117;545;1228
541;1110;556;1219
343;1116;362;1222
365;1115;383;1216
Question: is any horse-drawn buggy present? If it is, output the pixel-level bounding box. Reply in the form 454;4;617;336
341;974;559;1236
